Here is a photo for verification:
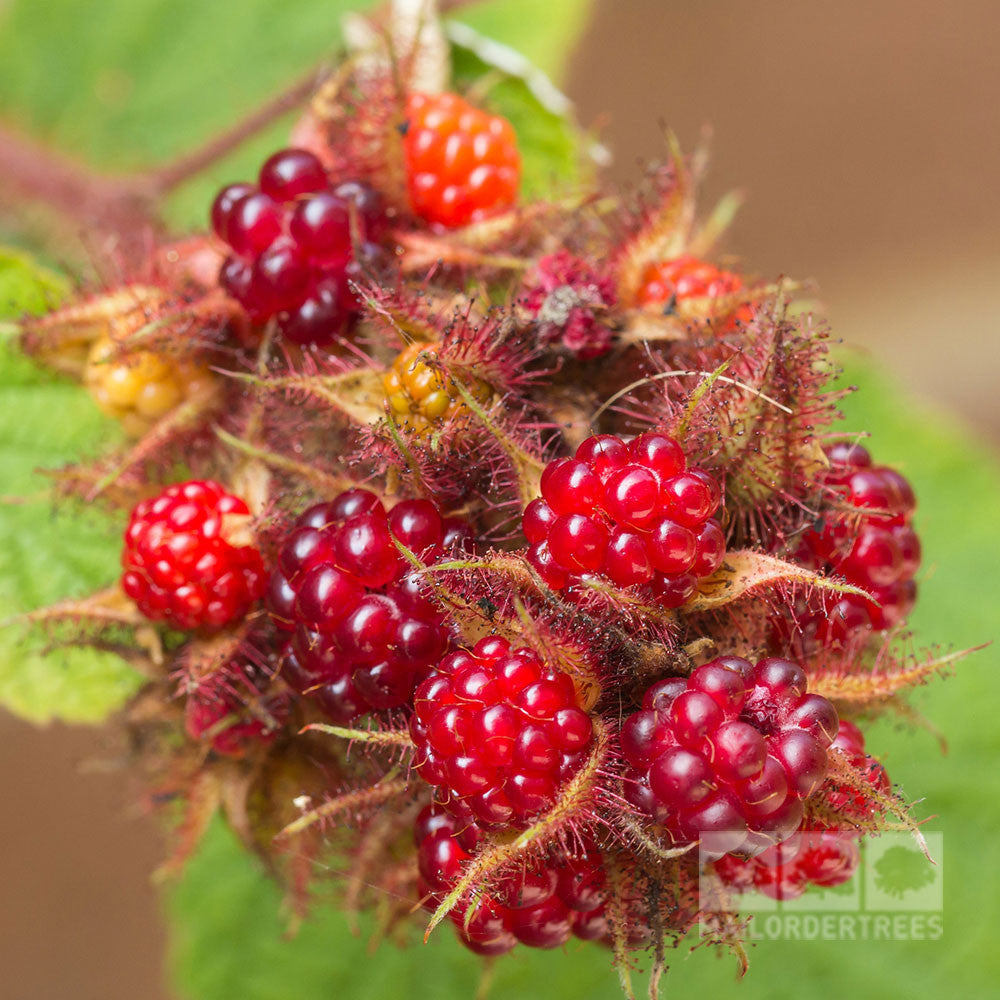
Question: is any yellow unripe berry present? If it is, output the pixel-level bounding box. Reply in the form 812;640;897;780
84;337;217;437
382;342;492;434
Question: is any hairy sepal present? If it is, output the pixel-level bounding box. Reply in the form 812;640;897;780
684;549;870;613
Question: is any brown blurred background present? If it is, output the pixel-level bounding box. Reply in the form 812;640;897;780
3;2;998;998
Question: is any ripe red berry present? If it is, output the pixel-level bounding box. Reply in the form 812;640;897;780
414;805;607;953
403;92;520;228
524;433;725;608
622;656;839;859
795;443;920;643
636;254;754;330
122;480;266;630
210;149;386;345
409;636;594;828
268;490;470;721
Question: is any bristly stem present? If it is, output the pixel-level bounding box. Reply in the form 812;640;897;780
150;64;330;192
0;61;328;250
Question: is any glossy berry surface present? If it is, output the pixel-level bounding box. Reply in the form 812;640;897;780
211;148;385;345
524;432;726;608
404;92;520;228
622;656;839;859
414;805;607;953
184;659;288;758
715;827;860;901
795;443;920;643
268;490;470;721
409;636;594;828
122;480;266;630
383;341;493;435
636;254;754;330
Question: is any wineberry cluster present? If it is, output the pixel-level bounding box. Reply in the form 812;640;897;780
268;490;470;721
410;636;594;828
212;148;385;345
18;41;946;987
524;433;726;607
415;805;608;954
622;656;839;859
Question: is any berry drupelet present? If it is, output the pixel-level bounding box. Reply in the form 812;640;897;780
122;480;266;630
796;442;920;642
414;804;608;953
622;655;839;859
524;432;726;608
268;489;471;721
403;92;520;228
409;636;594;829
211;148;385;345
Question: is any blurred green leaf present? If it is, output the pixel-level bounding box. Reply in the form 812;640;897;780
0;250;142;723
458;0;592;81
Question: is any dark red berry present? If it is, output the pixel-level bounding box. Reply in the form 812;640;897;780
622;656;838;859
211;182;255;242
122;480;266;630
226;192;284;257
268;491;465;721
525;433;725;609
410;636;594;828
290;193;352;263
211;150;386;344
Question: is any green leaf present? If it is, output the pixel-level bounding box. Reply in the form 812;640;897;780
456;0;592;81
0;250;142;723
